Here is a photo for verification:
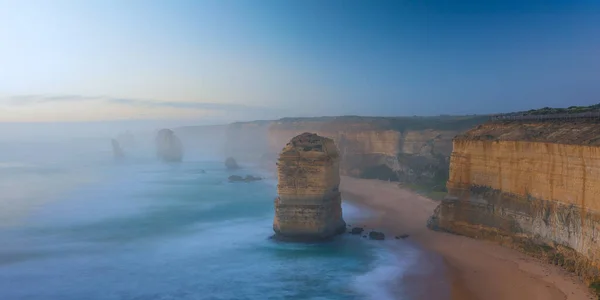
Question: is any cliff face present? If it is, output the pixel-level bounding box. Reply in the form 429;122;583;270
267;116;485;187
273;133;346;241
174;115;487;186
429;120;600;284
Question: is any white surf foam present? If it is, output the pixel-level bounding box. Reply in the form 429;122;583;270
351;242;421;300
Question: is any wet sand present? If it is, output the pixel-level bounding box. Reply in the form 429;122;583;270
340;176;594;300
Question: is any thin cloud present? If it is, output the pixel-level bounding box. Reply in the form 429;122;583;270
1;94;274;113
4;95;103;106
108;98;255;112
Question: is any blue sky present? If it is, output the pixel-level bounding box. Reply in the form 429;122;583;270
1;0;599;124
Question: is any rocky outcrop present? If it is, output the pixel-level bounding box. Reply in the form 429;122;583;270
273;132;346;241
429;120;600;287
368;231;385;240
156;129;183;162
350;227;364;235
111;139;124;159
225;157;240;170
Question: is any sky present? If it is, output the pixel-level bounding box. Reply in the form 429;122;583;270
1;0;599;128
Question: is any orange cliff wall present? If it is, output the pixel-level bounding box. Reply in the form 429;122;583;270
264;117;481;185
428;120;600;283
447;140;600;209
178;116;488;185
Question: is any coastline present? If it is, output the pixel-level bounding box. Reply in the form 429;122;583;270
340;176;593;300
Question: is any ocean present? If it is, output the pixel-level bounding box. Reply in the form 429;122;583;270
0;139;438;300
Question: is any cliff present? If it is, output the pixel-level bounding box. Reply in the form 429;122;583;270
173;115;488;188
267;116;487;188
156;129;183;162
429;119;600;289
273;132;346;241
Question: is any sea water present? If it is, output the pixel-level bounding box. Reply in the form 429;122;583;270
0;139;432;300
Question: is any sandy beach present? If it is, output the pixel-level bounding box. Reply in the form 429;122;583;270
340;176;594;300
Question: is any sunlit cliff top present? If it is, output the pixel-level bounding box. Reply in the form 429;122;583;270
271;115;489;131
280;133;339;158
455;120;600;145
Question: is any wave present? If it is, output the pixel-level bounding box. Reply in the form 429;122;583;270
351;242;420;300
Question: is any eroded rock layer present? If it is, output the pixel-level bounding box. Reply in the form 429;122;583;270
156;129;183;162
273;132;346;241
429;120;600;284
172;116;487;185
267;116;486;186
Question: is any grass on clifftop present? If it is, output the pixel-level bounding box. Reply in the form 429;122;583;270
274;115;490;132
507;103;600;116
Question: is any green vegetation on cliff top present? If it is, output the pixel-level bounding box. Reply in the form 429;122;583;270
275;115;489;131
505;103;600;116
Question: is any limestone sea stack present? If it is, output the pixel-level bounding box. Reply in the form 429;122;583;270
111;139;124;159
225;157;240;169
156;129;183;162
273;132;346;241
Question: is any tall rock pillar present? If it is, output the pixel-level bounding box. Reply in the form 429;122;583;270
156;128;183;162
273;132;346;241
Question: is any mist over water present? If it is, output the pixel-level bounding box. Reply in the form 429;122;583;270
0;133;433;300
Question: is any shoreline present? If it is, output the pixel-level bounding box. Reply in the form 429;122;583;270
340;176;593;300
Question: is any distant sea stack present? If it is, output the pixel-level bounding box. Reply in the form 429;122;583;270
156;129;183;162
225;157;240;170
111;139;124;159
273;132;346;241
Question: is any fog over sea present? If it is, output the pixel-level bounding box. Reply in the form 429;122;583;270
0;137;437;300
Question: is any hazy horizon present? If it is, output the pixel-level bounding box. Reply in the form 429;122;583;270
2;0;600;138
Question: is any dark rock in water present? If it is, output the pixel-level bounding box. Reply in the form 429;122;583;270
229;175;243;181
228;175;262;182
350;227;364;235
362;235;367;238
395;234;409;239
368;231;385;240
269;233;340;243
245;175;261;181
156;129;183;162
111;139;124;159
225;157;240;170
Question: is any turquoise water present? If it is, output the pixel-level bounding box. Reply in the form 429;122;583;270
0;140;435;300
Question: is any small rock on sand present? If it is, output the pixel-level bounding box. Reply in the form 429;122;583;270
369;231;385;240
350;227;364;235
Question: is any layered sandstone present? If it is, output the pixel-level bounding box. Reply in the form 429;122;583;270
267;116;486;186
173;116;487;186
156;129;183;162
429;120;600;285
273;132;346;241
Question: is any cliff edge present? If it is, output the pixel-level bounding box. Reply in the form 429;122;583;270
429;119;600;291
267;116;487;190
273;132;346;241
